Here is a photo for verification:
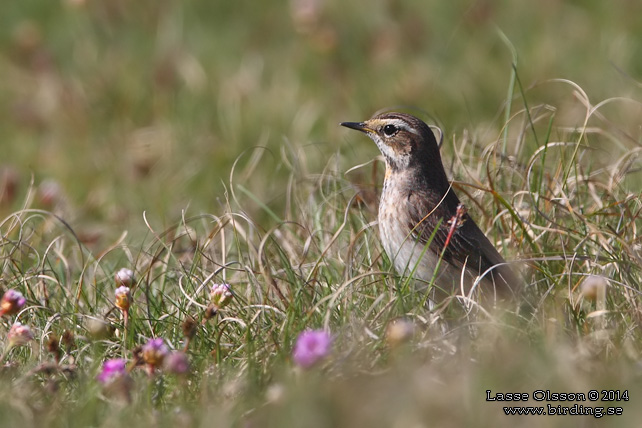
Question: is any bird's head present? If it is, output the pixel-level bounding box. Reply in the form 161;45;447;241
341;112;440;173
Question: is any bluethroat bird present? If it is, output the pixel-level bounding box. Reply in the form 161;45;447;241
341;112;520;305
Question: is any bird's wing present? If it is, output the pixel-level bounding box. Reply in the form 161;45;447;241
405;191;519;296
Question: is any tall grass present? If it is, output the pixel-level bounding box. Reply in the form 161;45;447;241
1;73;641;426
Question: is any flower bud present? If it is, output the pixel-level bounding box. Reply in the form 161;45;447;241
209;283;233;309
61;329;75;352
115;268;135;287
8;322;34;347
0;289;26;316
142;337;168;369
182;316;197;340
203;304;218;321
47;334;62;362
114;286;131;312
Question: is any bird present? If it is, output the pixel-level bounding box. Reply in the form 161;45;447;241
341;112;520;305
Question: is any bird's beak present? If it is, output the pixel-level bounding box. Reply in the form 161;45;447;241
340;121;372;134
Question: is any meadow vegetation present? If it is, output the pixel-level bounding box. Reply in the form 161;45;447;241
1;1;641;426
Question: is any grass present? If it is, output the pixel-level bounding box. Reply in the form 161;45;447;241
1;1;642;427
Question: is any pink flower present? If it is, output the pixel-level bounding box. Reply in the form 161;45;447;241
114;286;131;311
0;289;26;316
164;351;190;375
97;358;128;384
115;268;135;287
97;358;133;403
7;322;33;347
292;329;332;368
142;337;168;369
210;283;233;309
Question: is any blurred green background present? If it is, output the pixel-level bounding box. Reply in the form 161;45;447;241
1;0;641;241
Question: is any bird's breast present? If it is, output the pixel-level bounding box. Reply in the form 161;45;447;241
378;178;466;291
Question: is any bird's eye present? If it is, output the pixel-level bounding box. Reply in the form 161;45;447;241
383;124;398;137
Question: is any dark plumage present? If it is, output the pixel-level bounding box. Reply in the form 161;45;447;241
342;112;520;305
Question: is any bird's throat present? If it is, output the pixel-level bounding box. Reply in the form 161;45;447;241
384;164;392;181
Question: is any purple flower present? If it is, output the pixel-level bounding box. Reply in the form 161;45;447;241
164;351;190;375
142;337;169;369
97;358;133;403
7;322;33;347
210;283;233;309
292;329;332;368
97;358;128;384
0;289;26;316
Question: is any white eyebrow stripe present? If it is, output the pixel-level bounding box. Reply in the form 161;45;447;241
387;118;419;135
